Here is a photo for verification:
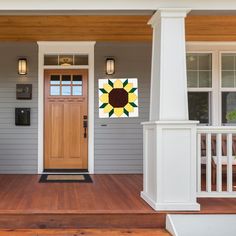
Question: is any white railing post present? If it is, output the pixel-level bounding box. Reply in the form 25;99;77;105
216;133;222;192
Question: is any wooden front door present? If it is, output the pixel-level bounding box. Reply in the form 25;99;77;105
44;69;88;170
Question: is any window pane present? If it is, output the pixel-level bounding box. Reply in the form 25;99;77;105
187;53;212;88
72;75;82;85
74;55;88;65
222;92;236;124
44;55;58;65
72;86;82;95
50;86;60;96
50;75;60;85
188;92;210;124
187;71;198;87
199;71;212;87
62;86;71;96
187;54;197;70
222;71;234;87
62;75;71;85
199;54;212;70
59;55;73;66
222;55;235;70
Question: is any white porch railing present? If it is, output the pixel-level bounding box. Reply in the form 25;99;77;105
197;126;236;197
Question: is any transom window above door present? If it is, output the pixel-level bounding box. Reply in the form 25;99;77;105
50;74;83;96
44;54;88;66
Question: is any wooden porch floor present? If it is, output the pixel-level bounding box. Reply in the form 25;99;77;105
0;174;235;214
0;174;236;229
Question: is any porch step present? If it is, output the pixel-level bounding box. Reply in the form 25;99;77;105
0;213;166;229
0;229;171;236
166;214;236;236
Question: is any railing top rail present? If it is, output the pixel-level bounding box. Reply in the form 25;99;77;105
197;126;236;134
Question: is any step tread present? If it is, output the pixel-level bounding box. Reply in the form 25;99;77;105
0;229;170;236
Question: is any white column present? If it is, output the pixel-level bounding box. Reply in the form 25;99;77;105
141;9;200;211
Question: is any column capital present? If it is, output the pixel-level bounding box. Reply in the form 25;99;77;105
148;8;191;26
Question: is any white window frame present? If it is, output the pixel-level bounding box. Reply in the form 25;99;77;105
187;42;236;126
186;50;214;126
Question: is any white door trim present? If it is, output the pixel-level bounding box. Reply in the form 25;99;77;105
37;41;96;174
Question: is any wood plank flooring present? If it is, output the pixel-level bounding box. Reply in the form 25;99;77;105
0;229;170;236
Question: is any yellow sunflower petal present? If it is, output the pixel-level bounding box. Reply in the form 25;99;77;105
103;83;113;93
124;103;134;112
128;93;137;103
124;83;133;92
114;108;124;117
103;104;113;113
114;79;123;88
99;93;109;103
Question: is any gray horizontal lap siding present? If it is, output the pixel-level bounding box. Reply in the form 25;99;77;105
94;42;151;174
0;42;151;174
0;43;38;174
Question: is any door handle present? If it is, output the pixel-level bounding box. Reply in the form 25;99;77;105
83;115;88;138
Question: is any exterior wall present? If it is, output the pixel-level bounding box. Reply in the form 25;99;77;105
0;42;151;174
94;42;151;173
0;42;38;173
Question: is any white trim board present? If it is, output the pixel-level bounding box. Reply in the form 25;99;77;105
2;0;236;11
37;41;96;174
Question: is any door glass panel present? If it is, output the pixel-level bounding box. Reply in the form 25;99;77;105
62;86;71;96
72;75;82;85
72;86;82;96
62;75;71;85
222;92;236;124
50;86;60;96
199;71;212;87
50;75;60;85
188;92;210;124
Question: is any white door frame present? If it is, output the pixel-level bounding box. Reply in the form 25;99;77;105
37;41;96;174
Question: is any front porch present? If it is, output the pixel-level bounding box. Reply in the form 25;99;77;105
0;174;236;229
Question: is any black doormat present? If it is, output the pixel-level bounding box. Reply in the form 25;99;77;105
39;174;93;183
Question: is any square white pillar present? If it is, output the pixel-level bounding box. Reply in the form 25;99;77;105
141;9;200;211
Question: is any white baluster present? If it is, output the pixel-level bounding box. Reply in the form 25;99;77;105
216;133;222;192
227;133;233;192
197;133;201;193
206;133;212;192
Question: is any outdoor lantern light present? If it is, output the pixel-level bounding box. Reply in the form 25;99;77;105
106;58;115;75
18;58;27;75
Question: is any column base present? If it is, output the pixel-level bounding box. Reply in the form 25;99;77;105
141;191;200;211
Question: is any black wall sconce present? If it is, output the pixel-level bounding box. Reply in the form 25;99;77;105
106;58;115;75
18;58;27;75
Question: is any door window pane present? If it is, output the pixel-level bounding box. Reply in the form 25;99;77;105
62;86;71;96
222;92;236;124
72;86;82;95
50;86;60;96
188;92;210;124
62;75;71;85
187;53;212;88
50;75;60;85
72;75;82;85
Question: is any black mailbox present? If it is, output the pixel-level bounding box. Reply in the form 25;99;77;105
15;108;30;126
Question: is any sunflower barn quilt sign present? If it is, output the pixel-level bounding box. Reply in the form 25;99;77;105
99;78;138;118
